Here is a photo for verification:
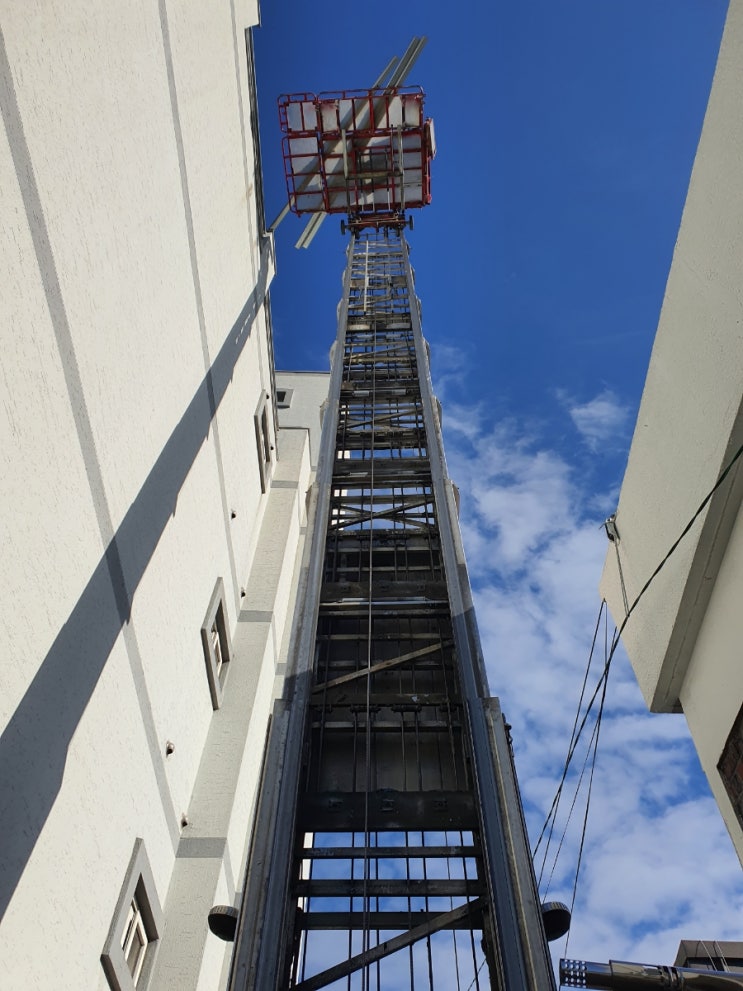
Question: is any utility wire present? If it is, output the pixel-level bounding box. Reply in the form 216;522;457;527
542;705;603;899
563;626;613;959
616;438;743;637
534;601;606;872
535;439;743;876
465;957;487;991
612;536;630;617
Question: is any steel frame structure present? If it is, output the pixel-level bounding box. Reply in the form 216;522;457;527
229;230;554;991
279;88;434;220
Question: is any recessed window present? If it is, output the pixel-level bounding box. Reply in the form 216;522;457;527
276;387;293;409
122;897;148;983
211;621;224;676
718;703;743;830
201;578;232;710
254;393;274;492
102;839;162;991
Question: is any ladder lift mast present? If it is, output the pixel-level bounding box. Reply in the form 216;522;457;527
225;43;562;990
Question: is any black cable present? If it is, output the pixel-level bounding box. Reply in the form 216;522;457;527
534;601;606;873
616;439;743;637
535;439;743;866
543;707;602;899
540;438;743;954
564;628;612;960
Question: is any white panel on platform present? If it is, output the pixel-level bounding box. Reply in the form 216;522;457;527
403;97;422;126
287;102;317;132
299;193;325;210
338;100;354;128
320;104;337;132
289;136;318;157
388;96;404;127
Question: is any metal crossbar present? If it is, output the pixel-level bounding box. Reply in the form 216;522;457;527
289;232;493;988
230;230;556;991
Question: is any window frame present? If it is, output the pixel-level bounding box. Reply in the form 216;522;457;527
122;896;148;983
101;839;163;991
254;392;274;492
276;387;293;409
201;577;233;710
718;701;743;830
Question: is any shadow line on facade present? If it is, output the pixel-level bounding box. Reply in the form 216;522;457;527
0;244;272;924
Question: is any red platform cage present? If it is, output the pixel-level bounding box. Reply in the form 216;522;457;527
279;87;435;220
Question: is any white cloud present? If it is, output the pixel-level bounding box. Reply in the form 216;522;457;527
449;422;578;574
428;343;472;403
441;403;743;976
563;389;631;452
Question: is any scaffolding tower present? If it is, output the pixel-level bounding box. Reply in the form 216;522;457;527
228;229;557;990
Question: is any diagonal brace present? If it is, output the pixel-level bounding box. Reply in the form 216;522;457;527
311;640;451;693
293;897;486;991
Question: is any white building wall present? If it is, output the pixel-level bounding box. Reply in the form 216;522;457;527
600;0;743;861
276;371;332;468
680;500;743;862
0;2;319;989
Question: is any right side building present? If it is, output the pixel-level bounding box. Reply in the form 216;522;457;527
600;0;743;863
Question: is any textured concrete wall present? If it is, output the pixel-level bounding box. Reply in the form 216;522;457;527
150;430;312;990
599;0;743;860
0;2;306;988
276;371;331;467
600;0;743;711
680;501;743;863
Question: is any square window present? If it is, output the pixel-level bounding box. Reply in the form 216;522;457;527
276;387;293;409
201;578;232;710
102;840;163;991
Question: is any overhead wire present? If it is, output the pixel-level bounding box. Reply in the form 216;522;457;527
563;621;614;959
465;957;487;991
538;605;615;903
615;437;743;638
534;438;743;921
542;701;603;900
534;600;606;868
611;529;630;617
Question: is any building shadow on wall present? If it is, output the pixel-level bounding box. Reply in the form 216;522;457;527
0;245;272;923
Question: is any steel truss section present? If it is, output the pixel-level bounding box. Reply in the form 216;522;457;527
278;87;433;219
229;231;555;991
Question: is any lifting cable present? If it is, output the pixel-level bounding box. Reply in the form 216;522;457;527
362;239;375;991
534;438;743;900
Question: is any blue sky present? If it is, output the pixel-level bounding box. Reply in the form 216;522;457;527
255;0;742;976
